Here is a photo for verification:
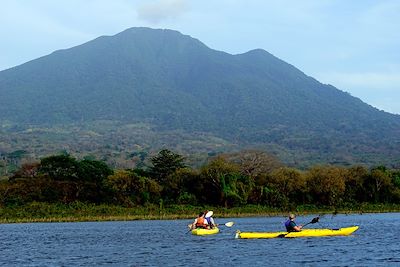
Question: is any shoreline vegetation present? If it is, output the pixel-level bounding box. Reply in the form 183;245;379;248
1;150;400;224
1;203;400;224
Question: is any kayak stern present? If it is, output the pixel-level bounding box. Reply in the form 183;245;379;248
191;227;220;236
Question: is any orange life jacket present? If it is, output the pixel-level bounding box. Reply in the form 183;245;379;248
195;217;208;228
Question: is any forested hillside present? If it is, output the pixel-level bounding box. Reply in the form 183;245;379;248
1;27;399;168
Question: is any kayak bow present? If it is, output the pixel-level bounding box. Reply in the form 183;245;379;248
235;226;359;239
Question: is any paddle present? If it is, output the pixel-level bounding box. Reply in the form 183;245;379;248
205;211;235;227
278;216;319;238
301;216;319;228
205;211;213;218
224;221;234;227
214;221;234;228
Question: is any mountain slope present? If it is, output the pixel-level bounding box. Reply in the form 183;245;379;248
0;27;399;167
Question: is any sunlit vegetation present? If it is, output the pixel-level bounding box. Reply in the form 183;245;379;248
0;149;399;223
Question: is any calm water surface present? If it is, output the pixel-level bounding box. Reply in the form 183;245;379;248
0;213;399;266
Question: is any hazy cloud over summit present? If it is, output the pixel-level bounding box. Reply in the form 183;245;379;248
136;0;188;24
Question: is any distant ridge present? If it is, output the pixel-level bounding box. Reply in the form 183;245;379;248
0;27;399;167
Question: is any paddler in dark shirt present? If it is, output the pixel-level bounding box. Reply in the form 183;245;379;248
285;213;303;232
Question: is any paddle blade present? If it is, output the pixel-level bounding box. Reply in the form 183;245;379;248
205;210;213;218
301;217;320;229
225;222;234;227
311;217;320;224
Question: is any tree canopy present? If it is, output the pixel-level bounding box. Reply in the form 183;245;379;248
1;149;400;209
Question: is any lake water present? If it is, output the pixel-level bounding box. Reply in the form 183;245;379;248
0;213;399;266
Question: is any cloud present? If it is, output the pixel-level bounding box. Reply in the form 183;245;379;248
136;0;189;24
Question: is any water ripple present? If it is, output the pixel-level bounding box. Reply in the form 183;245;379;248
0;213;399;266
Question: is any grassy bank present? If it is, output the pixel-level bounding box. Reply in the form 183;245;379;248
1;202;400;224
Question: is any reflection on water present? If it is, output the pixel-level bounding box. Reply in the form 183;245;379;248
0;213;399;266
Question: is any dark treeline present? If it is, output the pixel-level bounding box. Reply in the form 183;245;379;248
1;149;400;209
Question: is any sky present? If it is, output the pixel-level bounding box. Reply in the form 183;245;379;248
1;0;399;114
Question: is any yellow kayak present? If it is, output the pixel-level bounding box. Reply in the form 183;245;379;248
191;227;220;236
235;226;359;239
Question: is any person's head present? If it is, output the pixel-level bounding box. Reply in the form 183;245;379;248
289;213;296;220
198;212;204;217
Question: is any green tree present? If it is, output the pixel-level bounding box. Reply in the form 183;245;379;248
390;170;400;202
37;155;113;203
344;165;368;202
247;174;265;204
393;170;400;188
161;168;198;204
305;166;346;206
364;166;392;202
39;154;80;181
149;149;186;184
106;170;161;206
198;157;250;207
268;167;305;208
78;159;113;184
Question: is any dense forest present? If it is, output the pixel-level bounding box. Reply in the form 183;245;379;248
2;27;400;168
1;149;399;211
